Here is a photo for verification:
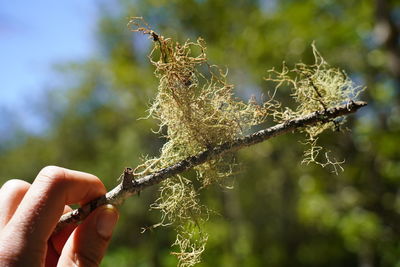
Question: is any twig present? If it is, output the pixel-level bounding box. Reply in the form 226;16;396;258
55;100;366;233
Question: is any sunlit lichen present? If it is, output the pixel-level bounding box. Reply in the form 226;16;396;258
128;17;363;266
266;44;364;173
129;17;270;266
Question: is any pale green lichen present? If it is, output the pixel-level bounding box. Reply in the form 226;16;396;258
266;43;364;173
129;17;271;266
128;17;363;266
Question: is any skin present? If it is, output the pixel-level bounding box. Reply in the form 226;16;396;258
0;166;119;267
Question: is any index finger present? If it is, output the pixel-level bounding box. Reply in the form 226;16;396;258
0;166;106;258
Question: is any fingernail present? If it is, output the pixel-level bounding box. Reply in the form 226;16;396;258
96;204;119;238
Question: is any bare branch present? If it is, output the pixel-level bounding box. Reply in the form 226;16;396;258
55;100;366;233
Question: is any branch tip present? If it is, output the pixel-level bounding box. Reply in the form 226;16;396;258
122;167;134;189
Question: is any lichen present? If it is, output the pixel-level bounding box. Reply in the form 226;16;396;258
129;17;271;266
266;43;364;173
128;17;363;266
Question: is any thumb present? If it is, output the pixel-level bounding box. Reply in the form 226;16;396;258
57;205;119;266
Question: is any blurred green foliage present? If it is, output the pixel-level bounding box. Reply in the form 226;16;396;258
1;0;400;266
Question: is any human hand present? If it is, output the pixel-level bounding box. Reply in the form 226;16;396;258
0;166;119;267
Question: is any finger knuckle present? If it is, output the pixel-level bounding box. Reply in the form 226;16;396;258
37;166;67;186
0;179;29;193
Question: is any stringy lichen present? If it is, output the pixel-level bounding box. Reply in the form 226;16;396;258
128;17;363;266
266;45;364;173
129;17;271;266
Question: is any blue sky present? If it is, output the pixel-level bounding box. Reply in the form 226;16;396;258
0;0;99;137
